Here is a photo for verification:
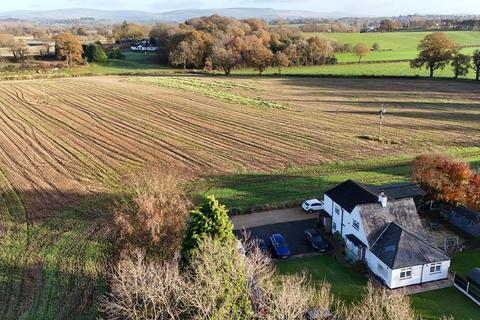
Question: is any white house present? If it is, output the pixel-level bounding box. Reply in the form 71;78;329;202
323;180;451;289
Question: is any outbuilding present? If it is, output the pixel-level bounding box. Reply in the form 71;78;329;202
450;206;480;237
467;268;480;288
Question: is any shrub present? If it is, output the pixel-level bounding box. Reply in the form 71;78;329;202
109;45;125;59
84;43;107;63
181;195;234;263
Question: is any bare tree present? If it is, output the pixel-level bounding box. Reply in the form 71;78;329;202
353;42;370;62
344;282;415;320
100;250;186;320
114;164;190;260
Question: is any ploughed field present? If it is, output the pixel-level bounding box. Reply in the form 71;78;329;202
0;75;479;221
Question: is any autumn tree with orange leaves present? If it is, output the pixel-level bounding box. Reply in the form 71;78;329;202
412;154;479;208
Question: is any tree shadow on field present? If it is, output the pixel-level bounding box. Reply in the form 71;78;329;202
0;189;124;320
193;167;412;216
0;260;104;320
277;76;480;94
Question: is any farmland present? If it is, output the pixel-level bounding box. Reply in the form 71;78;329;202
0;75;479;318
236;60;480;78
306;31;480;50
234;30;480;78
0;76;479;219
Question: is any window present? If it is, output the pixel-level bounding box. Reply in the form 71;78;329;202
332;222;337;232
399;267;412;279
352;220;360;231
429;263;442;274
334;205;340;215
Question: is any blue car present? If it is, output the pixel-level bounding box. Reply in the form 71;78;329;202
269;233;291;258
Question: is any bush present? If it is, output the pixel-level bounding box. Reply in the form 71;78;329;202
84;43;107;63
109;45;125;59
181;195;234;263
372;42;380;51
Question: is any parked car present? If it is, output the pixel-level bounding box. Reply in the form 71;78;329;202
302;199;324;213
252;238;268;254
304;229;329;252
269;233;291;258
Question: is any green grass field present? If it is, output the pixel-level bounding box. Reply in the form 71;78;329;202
235;60;478;79
193;147;480;214
68;52;179;76
277;250;480;319
307;31;480;50
335;46;480;63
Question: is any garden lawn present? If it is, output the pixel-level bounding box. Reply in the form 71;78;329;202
276;255;367;304
450;248;480;277
275;249;480;319
411;288;478;320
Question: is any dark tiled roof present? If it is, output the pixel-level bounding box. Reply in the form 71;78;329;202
370;223;450;269
452;206;480;223
358;198;424;246
324;180;379;212
345;234;366;247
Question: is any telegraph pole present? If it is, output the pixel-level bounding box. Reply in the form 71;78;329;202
378;104;386;141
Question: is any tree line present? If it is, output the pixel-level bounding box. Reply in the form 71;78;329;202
149;15;337;75
411;32;480;79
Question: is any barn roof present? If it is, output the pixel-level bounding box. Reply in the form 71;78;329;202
371;223;450;269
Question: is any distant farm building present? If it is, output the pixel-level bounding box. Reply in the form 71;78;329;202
130;40;157;52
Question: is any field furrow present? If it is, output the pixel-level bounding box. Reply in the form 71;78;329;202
0;75;478;219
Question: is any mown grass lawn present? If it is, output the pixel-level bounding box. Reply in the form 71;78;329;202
411;288;478;320
276;251;480;319
276;255;367;304
410;248;480;320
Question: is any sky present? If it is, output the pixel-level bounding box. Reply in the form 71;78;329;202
0;0;479;16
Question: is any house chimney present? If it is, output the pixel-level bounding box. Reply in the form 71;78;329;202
378;191;388;208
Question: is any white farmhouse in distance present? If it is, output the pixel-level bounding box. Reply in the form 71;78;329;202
322;180;451;289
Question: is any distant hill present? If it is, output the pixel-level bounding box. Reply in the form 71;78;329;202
0;8;347;23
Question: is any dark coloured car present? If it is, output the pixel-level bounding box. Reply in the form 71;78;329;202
304;229;329;252
269;233;291;258
253;238;268;254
